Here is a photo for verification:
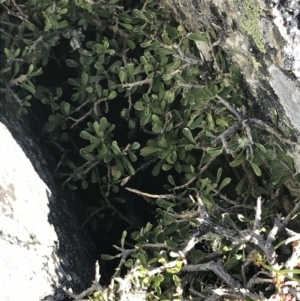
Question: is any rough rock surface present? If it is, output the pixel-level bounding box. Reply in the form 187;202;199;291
163;0;300;139
0;113;97;301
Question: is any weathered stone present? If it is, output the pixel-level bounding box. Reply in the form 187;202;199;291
0;113;97;301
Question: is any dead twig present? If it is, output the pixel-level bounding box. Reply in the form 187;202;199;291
122;78;152;89
125;187;188;203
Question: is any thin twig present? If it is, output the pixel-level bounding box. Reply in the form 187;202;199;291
211;124;240;155
125;187;188;203
254;197;262;231
216;95;244;121
122;78;152;89
176;82;205;89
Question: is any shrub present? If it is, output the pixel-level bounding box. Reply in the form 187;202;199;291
1;0;300;300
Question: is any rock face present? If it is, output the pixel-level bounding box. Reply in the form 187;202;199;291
0;113;97;301
163;0;300;137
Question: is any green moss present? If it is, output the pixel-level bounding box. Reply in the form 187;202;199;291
232;0;266;53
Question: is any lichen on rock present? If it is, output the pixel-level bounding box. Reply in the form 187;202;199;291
232;0;266;53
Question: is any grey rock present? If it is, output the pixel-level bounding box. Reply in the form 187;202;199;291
0;113;97;301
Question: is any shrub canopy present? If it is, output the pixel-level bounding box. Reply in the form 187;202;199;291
1;0;300;300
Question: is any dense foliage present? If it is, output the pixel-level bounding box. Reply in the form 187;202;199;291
1;0;300;300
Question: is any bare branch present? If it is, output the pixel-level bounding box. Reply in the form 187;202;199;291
254;197;262;231
125;187;188;203
122;78;152;89
215;95;244;121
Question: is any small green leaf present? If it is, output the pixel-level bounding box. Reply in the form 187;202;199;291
255;143;266;153
208;28;217;40
127;39;136;49
216;118;229;127
264;150;276;160
166;261;182;274
120;230;127;248
57;20;68;28
229;157;244;167
158;149;171;159
119;70;126;83
224;257;240;272
152;124;163;133
56;87;62;98
230;74;240;85
128;119;136;130
82;179;88;189
101;254;115;260
44;122;55;132
134;101;145;111
130;142;140;150
133;9;147;20
271;108;278;127
167;175;175;186
202;87;214;98
152;159;164;176
222;213;238;231
80;131;94;140
127;63;135;79
187;32;208;42
185;144;195;151
249;161;262;176
4;48;10;58
66;59;79;68
140;147;159;156
111;141;122;155
119;22;132;30
218;87;232;99
61;102;70;116
155;48;174;56
162;164;173;171
108;91;117;100
22;83;35;94
216;168;222;184
123;156;135;175
13;62;20;77
81;72;89;86
235;177;246;195
183;128;195;143
157;200;176;211
128;150;137;162
252;185;270;196
91;169;98;183
295;173;300;183
152;275;164;288
164;90;175;103
219;177;231;191
189;115;204;129
22;101;31;107
136;254;147;268
207;147;223;157
124;259;133;267
113;170;122;181
85;86;93;93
